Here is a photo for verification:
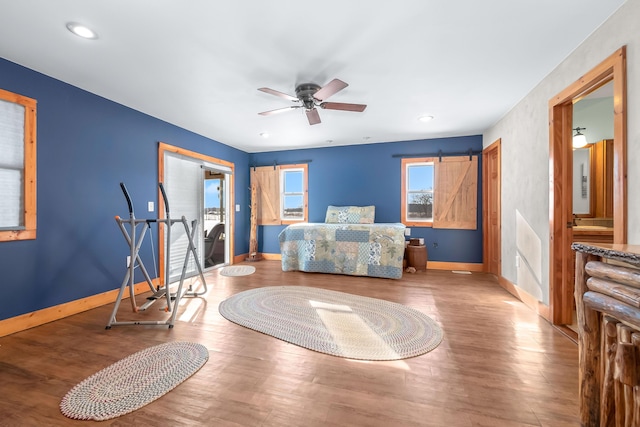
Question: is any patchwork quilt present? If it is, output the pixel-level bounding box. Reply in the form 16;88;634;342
278;222;406;279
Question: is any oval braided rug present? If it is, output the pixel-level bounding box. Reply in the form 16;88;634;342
60;341;208;421
220;265;256;277
219;286;443;360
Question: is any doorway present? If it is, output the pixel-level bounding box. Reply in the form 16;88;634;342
203;170;227;268
548;46;627;325
158;142;235;286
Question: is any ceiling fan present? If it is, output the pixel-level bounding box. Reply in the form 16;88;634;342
258;78;367;125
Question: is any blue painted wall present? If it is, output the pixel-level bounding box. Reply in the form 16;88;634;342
0;56;484;323
250;136;483;263
0;58;250;321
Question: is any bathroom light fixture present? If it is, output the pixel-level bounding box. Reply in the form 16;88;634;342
66;22;98;39
419;115;434;123
573;127;588;148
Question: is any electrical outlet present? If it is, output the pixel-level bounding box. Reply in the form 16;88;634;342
148;201;154;212
236;204;240;212
404;228;411;236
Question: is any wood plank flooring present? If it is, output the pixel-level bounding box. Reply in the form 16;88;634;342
0;262;579;426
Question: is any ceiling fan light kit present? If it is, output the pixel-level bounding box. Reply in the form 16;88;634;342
258;78;367;125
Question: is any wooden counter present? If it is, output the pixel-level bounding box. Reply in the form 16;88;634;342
572;242;640;426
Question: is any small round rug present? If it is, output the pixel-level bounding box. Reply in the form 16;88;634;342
219;286;443;360
60;341;208;421
220;265;256;277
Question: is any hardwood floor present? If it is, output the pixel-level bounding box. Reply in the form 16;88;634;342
0;262;579;426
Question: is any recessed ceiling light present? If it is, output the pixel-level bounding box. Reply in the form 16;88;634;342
419;115;434;123
260;132;269;138
362;136;371;140
66;22;98;39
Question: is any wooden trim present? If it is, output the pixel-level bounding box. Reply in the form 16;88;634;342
549;46;626;325
498;275;551;321
427;261;484;272
0;280;157;338
158;142;235;282
234;253;251;263
0;89;37;242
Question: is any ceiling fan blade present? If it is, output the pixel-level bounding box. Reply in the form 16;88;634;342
258;106;301;116
258;87;299;102
313;78;348;101
320;102;367;112
306;108;321;125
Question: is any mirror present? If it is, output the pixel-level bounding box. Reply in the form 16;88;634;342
572;81;614;220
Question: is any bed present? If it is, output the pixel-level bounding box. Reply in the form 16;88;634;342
278;206;406;279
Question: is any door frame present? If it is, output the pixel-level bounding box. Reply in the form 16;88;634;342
158;142;235;286
548;46;627;325
482;138;501;276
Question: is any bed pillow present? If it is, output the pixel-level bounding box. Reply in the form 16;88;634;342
325;205;375;224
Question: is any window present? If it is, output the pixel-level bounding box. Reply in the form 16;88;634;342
404;160;434;224
281;166;305;222
251;163;308;225
401;156;478;229
0;89;37;242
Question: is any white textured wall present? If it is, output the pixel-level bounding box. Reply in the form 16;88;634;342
483;0;640;304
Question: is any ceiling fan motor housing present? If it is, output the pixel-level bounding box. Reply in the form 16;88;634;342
295;83;321;110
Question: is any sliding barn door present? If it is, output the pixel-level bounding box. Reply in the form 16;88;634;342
433;156;478;230
250;166;280;225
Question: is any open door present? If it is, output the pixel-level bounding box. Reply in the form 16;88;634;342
548;47;626;325
483;139;501;276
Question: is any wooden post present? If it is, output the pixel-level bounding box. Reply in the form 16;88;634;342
602;316;618;425
632;333;640;426
246;182;261;262
615;325;635;426
575;251;601;426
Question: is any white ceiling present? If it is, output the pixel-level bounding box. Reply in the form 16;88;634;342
0;1;626;153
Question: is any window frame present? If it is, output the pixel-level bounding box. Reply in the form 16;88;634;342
0;88;37;242
279;164;308;224
401;157;435;227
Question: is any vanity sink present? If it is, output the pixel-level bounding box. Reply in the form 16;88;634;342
572;224;614;244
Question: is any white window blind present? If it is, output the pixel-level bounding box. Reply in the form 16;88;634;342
0;99;25;229
163;152;204;283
